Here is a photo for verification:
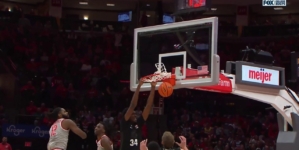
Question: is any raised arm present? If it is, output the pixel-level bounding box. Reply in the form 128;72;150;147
139;139;148;150
101;136;113;150
124;80;143;121
63;119;87;139
176;136;188;150
142;82;156;121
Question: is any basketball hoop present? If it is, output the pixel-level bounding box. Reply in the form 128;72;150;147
140;63;175;85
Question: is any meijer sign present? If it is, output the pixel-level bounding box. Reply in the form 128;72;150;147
241;65;279;86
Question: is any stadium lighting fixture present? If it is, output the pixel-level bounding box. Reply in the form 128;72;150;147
79;2;88;5
274;7;283;10
107;3;115;6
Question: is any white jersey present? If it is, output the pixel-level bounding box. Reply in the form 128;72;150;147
96;135;113;150
47;119;70;150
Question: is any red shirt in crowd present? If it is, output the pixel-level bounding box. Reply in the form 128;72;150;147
40;106;48;113
198;142;208;150
26;61;39;71
42;117;52;126
14;45;28;53
21;84;36;92
67;47;74;55
51;76;63;87
107;61;121;72
55;84;67;98
26;102;37;115
268;123;278;139
188;141;199;148
0;142;12;150
49;53;58;64
87;88;98;99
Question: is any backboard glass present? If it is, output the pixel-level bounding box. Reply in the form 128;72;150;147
130;17;219;91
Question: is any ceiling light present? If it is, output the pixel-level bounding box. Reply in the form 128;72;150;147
107;3;115;6
146;4;150;6
211;8;217;11
83;16;89;20
8;8;11;12
146;15;150;17
274;7;283;10
79;2;88;5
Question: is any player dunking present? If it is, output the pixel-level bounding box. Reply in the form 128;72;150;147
47;107;87;150
120;81;156;150
94;123;113;150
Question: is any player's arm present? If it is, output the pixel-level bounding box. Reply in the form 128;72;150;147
124;80;143;121
101;136;113;150
142;82;156;121
63;119;87;139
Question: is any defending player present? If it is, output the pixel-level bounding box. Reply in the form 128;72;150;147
47;107;87;150
120;81;157;150
94;123;113;150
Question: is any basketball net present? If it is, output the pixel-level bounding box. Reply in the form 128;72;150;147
140;63;172;83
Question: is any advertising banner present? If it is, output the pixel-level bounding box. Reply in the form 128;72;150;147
2;124;49;138
49;0;62;18
235;61;285;89
236;6;248;26
192;74;232;93
118;11;132;22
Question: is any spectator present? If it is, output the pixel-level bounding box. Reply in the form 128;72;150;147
18;13;31;29
42;112;52;126
26;101;37;115
21;81;36;92
87;86;98;99
40;103;48;113
26;58;39;72
37;82;50;104
0;137;12;150
34;107;43;117
103;112;114;125
55;83;67;106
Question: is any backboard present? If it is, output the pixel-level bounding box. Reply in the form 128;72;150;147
130;17;219;91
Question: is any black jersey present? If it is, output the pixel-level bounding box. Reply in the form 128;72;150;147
120;116;145;150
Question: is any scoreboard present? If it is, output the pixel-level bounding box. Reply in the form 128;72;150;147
188;0;207;8
174;0;211;15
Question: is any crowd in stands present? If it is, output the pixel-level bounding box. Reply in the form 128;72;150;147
0;9;298;150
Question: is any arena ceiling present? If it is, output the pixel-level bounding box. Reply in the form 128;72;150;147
3;0;299;14
4;0;299;8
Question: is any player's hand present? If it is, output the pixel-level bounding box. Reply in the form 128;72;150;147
175;136;187;150
140;139;148;150
151;82;157;87
138;79;144;86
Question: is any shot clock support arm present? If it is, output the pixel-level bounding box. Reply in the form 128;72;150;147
192;73;299;127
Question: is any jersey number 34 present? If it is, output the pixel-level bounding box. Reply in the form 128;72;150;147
130;139;138;146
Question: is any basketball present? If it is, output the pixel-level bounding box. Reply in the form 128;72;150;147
158;82;173;97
